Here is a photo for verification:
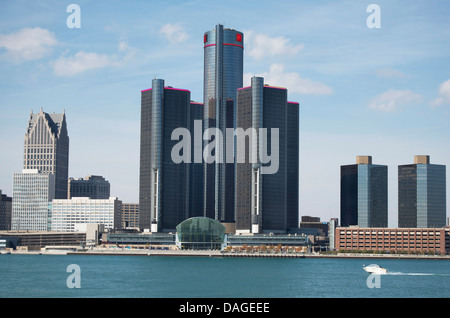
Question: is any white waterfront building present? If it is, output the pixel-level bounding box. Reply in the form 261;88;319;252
12;169;55;231
50;197;122;232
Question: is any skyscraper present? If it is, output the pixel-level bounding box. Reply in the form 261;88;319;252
23;108;69;199
203;24;244;222
139;79;203;232
11;169;55;231
340;156;388;228
234;77;299;233
188;102;205;219
398;155;446;228
287;101;300;230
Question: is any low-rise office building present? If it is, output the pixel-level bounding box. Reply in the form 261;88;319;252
104;231;310;251
300;216;329;236
121;203;139;229
51;197;122;231
0;231;86;250
103;216;309;250
335;226;450;255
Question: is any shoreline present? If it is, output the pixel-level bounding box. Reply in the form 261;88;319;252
4;248;450;260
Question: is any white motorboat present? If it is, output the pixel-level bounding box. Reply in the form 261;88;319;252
363;264;387;274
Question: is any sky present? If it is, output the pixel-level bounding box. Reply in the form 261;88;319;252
0;0;449;228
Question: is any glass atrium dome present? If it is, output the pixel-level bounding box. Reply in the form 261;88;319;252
176;217;227;250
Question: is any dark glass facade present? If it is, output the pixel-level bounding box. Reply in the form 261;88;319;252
341;160;388;227
235;87;252;231
0;190;12;231
139;87;153;230
188;102;204;219
340;165;358;227
398;161;446;228
68;175;110;199
139;79;203;232
235;77;299;233
287;102;300;230
203;24;244;222
261;85;287;232
398;164;417;227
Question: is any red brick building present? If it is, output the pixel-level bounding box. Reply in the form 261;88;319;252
335;227;450;255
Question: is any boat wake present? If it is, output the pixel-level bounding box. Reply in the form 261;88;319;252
363;264;450;276
383;272;450;276
384;272;433;276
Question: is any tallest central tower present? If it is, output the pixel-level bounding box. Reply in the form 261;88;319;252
203;24;244;222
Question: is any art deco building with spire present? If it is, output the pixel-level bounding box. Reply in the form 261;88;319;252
23;108;69;199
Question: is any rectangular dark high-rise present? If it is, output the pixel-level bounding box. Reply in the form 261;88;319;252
139;79;203;232
68;175;110;199
340;156;388;228
287;101;300;230
340;164;358;226
235;77;299;233
398;155;446;228
188;102;205;219
0;190;12;231
23;109;69;199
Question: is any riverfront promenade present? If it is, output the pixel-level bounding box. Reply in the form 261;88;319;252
69;249;450;259
6;247;450;260
3;246;450;259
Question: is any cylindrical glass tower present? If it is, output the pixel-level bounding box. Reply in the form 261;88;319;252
203;24;244;221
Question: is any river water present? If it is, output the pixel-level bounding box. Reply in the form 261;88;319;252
1;254;449;298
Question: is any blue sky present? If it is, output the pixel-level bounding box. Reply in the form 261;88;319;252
0;0;449;227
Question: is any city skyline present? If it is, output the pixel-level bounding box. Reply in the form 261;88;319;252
1;1;449;228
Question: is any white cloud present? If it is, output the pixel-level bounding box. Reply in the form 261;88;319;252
245;63;333;95
51;51;115;77
159;23;189;44
429;79;450;107
369;89;423;112
0;27;57;62
118;40;138;61
375;68;409;78
50;38;136;77
245;31;304;60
